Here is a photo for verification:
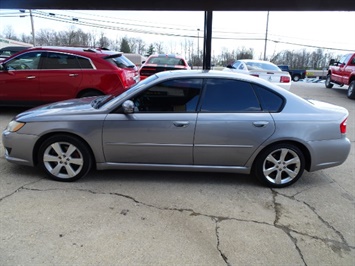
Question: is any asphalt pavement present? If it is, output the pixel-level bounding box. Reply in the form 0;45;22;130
0;82;354;265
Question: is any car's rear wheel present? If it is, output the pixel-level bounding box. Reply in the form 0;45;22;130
38;135;92;182
325;75;334;88
293;74;300;82
347;80;355;99
253;143;305;188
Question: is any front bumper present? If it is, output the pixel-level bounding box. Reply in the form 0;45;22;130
2;130;38;167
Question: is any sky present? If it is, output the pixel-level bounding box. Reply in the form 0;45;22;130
0;9;354;59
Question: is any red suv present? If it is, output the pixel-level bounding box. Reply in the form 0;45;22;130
0;46;140;106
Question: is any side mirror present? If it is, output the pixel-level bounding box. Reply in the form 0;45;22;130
0;63;5;71
122;100;135;114
226;64;235;69
329;59;335;66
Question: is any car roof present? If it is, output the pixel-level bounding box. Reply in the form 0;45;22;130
238;59;276;65
149;54;185;59
21;46;123;58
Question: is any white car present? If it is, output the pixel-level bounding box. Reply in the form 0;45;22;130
223;59;292;90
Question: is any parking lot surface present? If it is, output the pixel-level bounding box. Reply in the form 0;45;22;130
1;82;354;265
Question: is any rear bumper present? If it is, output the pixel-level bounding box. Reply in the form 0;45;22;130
308;137;351;171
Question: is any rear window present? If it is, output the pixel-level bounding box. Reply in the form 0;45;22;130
147;57;185;66
106;55;135;68
245;61;281;71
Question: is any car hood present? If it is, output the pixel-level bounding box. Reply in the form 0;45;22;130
15;97;100;122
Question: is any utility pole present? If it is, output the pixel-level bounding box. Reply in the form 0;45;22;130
263;11;269;61
197;28;200;66
29;9;35;46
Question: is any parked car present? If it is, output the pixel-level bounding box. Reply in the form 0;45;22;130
223;59;292;90
325;53;355;99
3;70;350;188
0;46;139;107
139;54;190;80
0;46;31;61
278;65;306;82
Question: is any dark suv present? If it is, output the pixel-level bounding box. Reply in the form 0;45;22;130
0;46;139;106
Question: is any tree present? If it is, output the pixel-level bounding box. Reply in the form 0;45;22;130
3;26;19;41
120;37;131;53
146;44;155;56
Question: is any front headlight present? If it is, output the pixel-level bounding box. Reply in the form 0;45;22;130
6;120;26;132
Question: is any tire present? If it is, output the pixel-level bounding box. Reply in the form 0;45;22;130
293;74;300;82
325;75;334;88
253;143;305;188
348;80;355;99
38;135;93;182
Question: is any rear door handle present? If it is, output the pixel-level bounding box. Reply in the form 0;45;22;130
253;121;269;127
69;74;79;77
173;121;189;128
26;76;36;79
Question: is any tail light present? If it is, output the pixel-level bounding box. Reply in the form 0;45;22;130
116;70;130;90
340;118;347;134
280;76;291;83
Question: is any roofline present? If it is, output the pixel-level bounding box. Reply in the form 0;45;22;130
1;0;354;11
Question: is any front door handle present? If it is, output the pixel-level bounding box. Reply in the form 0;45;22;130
26;76;36;79
253;121;269;127
173;121;189;128
69;74;79;77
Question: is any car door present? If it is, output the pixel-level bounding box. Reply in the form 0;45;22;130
0;51;42;104
332;54;351;83
342;54;355;85
102;78;202;165
40;52;83;102
194;78;276;166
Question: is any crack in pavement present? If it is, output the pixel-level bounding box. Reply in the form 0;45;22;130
0;178;44;202
273;190;353;251
215;219;231;266
272;190;307;265
1;185;354;266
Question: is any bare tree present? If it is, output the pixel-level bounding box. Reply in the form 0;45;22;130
3;26;19;41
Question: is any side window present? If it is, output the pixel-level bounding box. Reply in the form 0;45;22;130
42;52;81;69
5;52;42;70
253;84;284;112
131;78;202;112
77;57;94;69
201;79;261;112
351;56;355;65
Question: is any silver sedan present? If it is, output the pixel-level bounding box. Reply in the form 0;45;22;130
2;70;351;187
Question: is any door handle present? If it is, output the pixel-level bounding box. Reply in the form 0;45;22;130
253;121;269;127
173;121;189;128
69;74;79;77
26;76;36;79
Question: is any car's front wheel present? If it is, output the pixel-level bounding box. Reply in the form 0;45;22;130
347;80;355;99
38;135;93;182
253;143;305;188
325;75;334;88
